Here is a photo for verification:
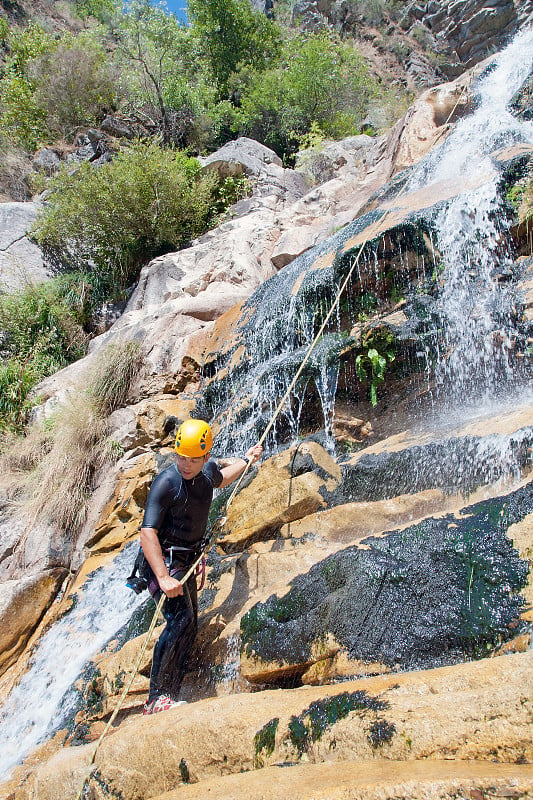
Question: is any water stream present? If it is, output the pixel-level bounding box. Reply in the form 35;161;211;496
409;26;533;407
206;27;533;457
1;25;533;784
0;546;144;781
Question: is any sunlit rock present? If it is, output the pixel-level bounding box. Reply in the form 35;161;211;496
12;651;533;800
219;442;341;552
0;569;66;676
150;761;533;800
86;452;156;554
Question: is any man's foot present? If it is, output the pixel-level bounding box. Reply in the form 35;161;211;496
143;695;187;715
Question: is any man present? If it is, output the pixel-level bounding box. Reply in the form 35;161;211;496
140;417;262;714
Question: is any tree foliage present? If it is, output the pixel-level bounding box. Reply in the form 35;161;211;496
0;23;56;149
31;142;222;296
112;1;192;140
0;25;117;148
188;0;282;98
235;33;378;160
30;36;118;137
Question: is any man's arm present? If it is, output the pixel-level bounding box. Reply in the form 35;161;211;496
218;443;263;488
140;526;184;597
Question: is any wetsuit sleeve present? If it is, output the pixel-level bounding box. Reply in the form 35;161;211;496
205;458;223;488
142;471;175;530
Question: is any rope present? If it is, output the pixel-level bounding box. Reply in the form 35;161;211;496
74;85;471;799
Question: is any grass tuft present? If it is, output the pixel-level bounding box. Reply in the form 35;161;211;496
6;340;143;534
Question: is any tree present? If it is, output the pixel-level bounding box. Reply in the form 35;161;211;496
112;1;193;143
236;32;379;161
30;34;117;137
188;0;282;98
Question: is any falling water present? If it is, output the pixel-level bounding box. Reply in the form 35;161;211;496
0;545;144;781
409;26;533;407
207;29;533;457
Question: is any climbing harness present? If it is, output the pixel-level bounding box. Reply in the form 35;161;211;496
74;83;472;800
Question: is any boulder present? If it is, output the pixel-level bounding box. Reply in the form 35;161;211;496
240;481;530;684
100;116;134;139
155;761;533;800
219;441;341;552
200;136;308;204
32;148;61;176
0;202;49;292
270;225;322;269
12;651;533;800
0;569;67;676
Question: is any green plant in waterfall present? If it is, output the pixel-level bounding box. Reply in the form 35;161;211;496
355;331;396;406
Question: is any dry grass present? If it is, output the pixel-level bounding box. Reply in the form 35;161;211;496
5;340;143;533
0;146;33;202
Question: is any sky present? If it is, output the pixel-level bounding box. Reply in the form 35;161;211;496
159;0;188;22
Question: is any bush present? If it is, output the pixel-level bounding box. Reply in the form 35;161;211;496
235;33;379;161
0;360;36;434
0;22;56;150
30;39;118;137
72;0;120;23
0;276;92;431
32;142;222;298
0;24;118;149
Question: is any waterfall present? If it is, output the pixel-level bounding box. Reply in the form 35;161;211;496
206;27;533;458
0;545;144;782
409;26;533;408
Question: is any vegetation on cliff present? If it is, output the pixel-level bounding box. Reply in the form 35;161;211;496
0;0;410;433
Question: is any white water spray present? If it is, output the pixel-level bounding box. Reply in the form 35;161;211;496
0;545;144;781
410;26;533;406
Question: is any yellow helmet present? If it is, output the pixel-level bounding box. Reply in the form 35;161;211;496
175;419;213;458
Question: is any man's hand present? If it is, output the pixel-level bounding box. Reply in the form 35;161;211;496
158;574;184;597
219;443;264;488
245;443;263;465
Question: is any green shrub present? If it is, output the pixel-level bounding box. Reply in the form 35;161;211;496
32;142;221;298
0;23;56;150
0;277;91;431
30;38;118;137
235;33;379;161
0;23;117;149
72;0;120;23
0;360;36;433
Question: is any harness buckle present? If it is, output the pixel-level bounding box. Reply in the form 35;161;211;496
165;545;189;568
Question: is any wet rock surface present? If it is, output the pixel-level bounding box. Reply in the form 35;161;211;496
240;483;530;682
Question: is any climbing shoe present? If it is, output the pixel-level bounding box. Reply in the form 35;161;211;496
143;695;187;715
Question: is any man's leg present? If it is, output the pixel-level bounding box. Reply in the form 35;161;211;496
147;573;198;702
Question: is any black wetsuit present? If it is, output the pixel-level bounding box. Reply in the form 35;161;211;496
142;459;223;702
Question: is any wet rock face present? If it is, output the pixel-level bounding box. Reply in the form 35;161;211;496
336;430;533;504
240;485;530;681
510;73;533;120
199;212;438;455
